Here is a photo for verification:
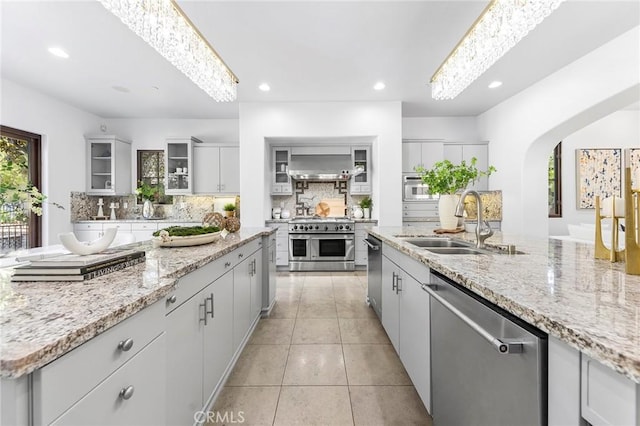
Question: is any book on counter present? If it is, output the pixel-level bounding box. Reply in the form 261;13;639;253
17;247;145;269
11;255;146;282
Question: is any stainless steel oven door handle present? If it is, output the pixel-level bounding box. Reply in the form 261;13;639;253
421;284;524;354
363;239;380;250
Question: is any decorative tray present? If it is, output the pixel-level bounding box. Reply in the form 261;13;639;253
152;231;222;248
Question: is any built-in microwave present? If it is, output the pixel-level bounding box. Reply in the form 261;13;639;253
403;175;437;201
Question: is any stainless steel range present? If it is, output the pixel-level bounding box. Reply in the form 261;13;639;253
289;217;355;271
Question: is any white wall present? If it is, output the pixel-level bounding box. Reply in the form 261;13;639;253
105;118;239;192
548;110;640;235
478;26;640;236
1;79;102;244
239;102;403;227
402;117;478;141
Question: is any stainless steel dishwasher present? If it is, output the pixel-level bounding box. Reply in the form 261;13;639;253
423;272;547;426
364;235;381;319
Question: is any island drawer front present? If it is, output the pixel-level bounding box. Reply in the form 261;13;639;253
74;223;103;231
50;333;166;426
130;222;158;231
32;300;164;426
581;354;639;425
403;202;438;212
166;251;235;314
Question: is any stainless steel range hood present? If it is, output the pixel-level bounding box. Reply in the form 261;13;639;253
288;154;363;181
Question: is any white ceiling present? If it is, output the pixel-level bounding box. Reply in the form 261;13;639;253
1;0;638;119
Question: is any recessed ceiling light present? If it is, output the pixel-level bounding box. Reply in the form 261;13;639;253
488;81;503;89
373;82;386;91
259;83;271;92
48;47;69;59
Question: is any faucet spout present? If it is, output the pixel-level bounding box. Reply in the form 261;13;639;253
456;189;493;248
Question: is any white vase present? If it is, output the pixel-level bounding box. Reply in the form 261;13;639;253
438;194;459;230
363;207;371;219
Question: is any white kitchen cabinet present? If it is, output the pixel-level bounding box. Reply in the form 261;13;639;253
271;147;293;195
351;146;371;195
165;137;202;195
86;135;132;196
166;266;235;426
193;144;240;194
581;354;640;425
355;222;376;267
402;141;444;174
381;243;432;413
402;201;438;220
130;221;158;242
443;143;489;190
548;336;582;426
270;222;289;267
233;244;262;350
262;233;277;314
32;299;164;425
73;222;104;242
51;334;166;426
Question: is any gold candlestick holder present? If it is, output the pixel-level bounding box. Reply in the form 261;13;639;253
623;167;639;275
594;195;625;262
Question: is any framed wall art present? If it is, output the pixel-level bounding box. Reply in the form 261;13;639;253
626;148;640;189
576;148;622;209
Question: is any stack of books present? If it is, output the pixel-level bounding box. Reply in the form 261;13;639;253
11;248;146;282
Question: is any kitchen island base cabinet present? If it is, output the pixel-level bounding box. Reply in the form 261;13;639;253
381;243;431;413
548;336;582;426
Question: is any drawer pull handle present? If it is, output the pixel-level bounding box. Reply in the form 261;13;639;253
119;385;135;400
224;261;231;268
118;338;134;352
167;295;177;304
238;253;244;259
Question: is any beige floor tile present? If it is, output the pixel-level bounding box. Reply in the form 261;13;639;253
343;344;412;385
354;270;367;277
303;275;334;287
349;386;432;426
333;286;367;301
226;345;289;386
283;344;347;385
249;319;295;345
336;300;377;319
274;386;354;426
339;318;390;343
276;287;302;302
297;300;337;319
206;386;280;426
292;318;341;344
300;286;335;302
276;273;305;288
269;300;299;319
331;275;363;288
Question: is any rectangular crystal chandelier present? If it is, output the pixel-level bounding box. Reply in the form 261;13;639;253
430;0;566;100
100;0;239;102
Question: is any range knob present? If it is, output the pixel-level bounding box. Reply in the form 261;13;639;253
293;225;298;230
339;225;344;230
344;225;351;230
324;225;329;231
315;225;319;230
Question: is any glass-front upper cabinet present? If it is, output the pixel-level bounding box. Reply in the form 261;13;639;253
165;137;202;195
351;146;371;195
86;135;132;195
271;147;292;195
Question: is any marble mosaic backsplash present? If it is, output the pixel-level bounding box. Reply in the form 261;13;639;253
271;181;367;217
70;192;239;222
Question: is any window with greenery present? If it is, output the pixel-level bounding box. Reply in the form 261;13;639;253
137;150;172;204
548;142;562;218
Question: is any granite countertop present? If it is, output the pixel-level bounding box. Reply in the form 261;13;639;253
370;227;640;383
0;227;275;379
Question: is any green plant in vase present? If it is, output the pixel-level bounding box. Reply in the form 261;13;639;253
223;203;236;217
359;196;372;219
415;158;496;230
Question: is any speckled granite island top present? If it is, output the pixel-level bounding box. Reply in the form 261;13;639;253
370;227;640;383
0;227;275;379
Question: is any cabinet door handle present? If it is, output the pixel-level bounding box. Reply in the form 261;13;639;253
396;276;402;294
117;338;134;352
238;253;244;259
199;300;208;326
225;261;231;268
166;294;177;304
119;385;135;400
392;272;398;291
207;293;215;319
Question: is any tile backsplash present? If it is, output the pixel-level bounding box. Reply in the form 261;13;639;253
271;181;368;218
70;192;239;222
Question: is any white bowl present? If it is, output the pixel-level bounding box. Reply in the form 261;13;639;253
58;227;118;255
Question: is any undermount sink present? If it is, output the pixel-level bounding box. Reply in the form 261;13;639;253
398;237;472;248
424;247;487;255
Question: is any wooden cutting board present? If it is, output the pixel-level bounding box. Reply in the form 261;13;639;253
320;198;347;217
315;202;330;217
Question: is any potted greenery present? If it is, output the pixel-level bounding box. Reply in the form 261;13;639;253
359;196;372;219
223;203;236;218
135;181;158;219
415;158;495;230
